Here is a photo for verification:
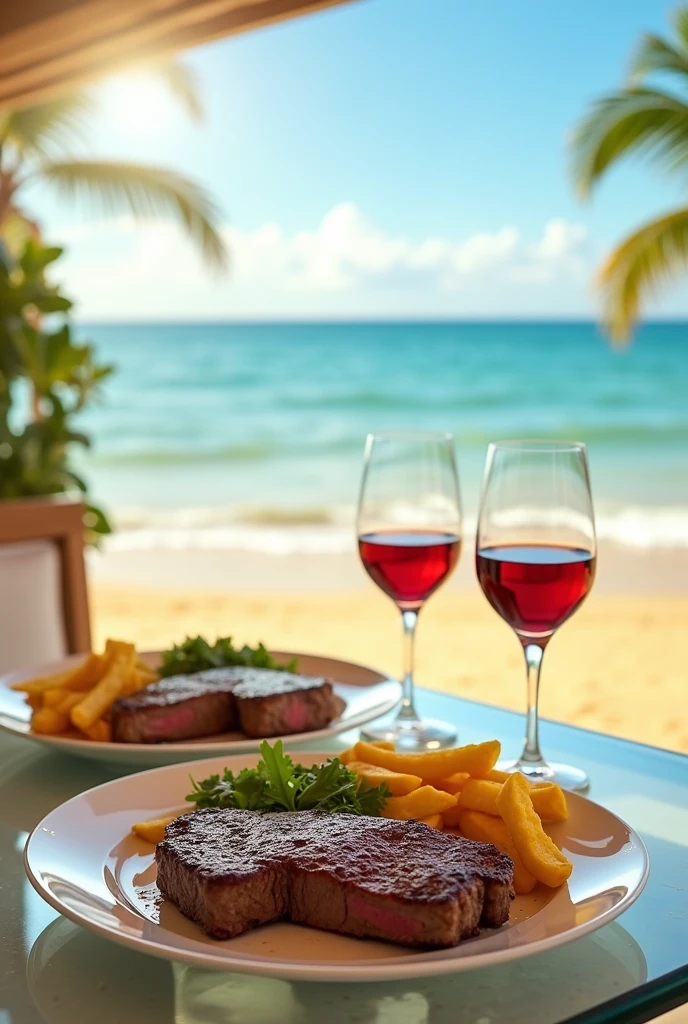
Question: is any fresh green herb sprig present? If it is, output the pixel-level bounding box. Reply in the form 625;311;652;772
160;636;297;678
186;740;390;817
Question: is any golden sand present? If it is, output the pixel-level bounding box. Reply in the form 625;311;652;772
91;584;688;755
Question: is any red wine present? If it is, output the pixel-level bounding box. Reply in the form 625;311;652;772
476;544;595;637
359;530;461;609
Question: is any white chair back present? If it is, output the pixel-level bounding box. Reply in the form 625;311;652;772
0;540;67;674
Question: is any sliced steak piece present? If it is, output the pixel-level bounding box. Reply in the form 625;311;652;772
232;670;346;738
111;669;238;744
156;808;515;948
110;667;346;744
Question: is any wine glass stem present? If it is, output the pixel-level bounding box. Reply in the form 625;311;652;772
397;609;421;723
519;641;546;765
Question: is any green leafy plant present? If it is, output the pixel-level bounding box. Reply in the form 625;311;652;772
160;635;298;677
571;7;688;342
0;237;112;537
187;740;391;816
0;60;226;267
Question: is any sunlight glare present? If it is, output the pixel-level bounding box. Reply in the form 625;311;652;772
99;72;172;136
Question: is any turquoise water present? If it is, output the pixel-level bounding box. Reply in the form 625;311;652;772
74;321;688;549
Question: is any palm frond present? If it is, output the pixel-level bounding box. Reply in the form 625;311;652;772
571;88;688;197
149;58;203;121
38;160;227;268
598;207;688;343
673;7;688;51
629;32;688;82
0;95;94;160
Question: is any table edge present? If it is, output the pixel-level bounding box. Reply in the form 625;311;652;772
416;686;688;765
560;963;688;1024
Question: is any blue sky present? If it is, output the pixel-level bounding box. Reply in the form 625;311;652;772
25;0;688;320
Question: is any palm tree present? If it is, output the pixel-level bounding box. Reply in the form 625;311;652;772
0;60;226;268
571;7;688;342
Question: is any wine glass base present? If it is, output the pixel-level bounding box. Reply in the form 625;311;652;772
498;759;590;793
361;716;457;751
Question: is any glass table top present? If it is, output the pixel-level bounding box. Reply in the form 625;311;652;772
1;688;686;1024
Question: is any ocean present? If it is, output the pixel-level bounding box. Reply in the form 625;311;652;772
72;321;688;553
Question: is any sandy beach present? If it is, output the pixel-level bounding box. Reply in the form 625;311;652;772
88;538;688;755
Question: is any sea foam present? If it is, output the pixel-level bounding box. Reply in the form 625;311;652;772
101;503;688;554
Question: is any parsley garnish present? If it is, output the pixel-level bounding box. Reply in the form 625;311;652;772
186;740;390;817
160;636;297;678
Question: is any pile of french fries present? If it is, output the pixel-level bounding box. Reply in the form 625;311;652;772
340;739;572;892
132;738;574;894
13;640;159;742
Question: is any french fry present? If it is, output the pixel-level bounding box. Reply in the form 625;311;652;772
458;778;502;816
57;692;85;713
354;739;501;782
435;772;470;795
480;765;567;805
120;669;158;698
382;786;457;820
71;643;135;731
43;687;69;708
31;707;70;734
481;768;512;784
347;760;422;797
26;694;42;710
13;652;105;695
131;813;180;844
419;813;443;829
105;639;133;656
12;668;76;695
470;770;565;823
339;739;394;765
60;652;108;692
530;783;568;823
496;773;572;888
459;809;537;894
81;719;112;742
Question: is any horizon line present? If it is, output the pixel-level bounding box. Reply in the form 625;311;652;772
73;317;688;327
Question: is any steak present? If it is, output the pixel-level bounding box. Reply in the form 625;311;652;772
111;671;238;743
232;671;345;739
111;668;346;744
156;808;515;948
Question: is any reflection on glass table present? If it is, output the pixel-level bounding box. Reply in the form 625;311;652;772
28;914;647;1024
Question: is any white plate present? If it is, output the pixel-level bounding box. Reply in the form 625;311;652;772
24;751;650;982
0;651;401;766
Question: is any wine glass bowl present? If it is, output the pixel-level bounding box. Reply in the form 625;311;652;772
476;545;595;639
476;440;597;791
358;531;460;609
357;431;462;750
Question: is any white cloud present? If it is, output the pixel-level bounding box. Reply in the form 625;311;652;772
451;226;520;274
224;206;584;292
509;219;589;285
529;218;588;260
224;207;523;288
56;203;593;319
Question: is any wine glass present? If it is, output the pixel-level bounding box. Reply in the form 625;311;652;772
356;430;462;750
475;440;597;791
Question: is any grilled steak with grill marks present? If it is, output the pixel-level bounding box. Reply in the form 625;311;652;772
110;668;345;744
155;808;515;947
